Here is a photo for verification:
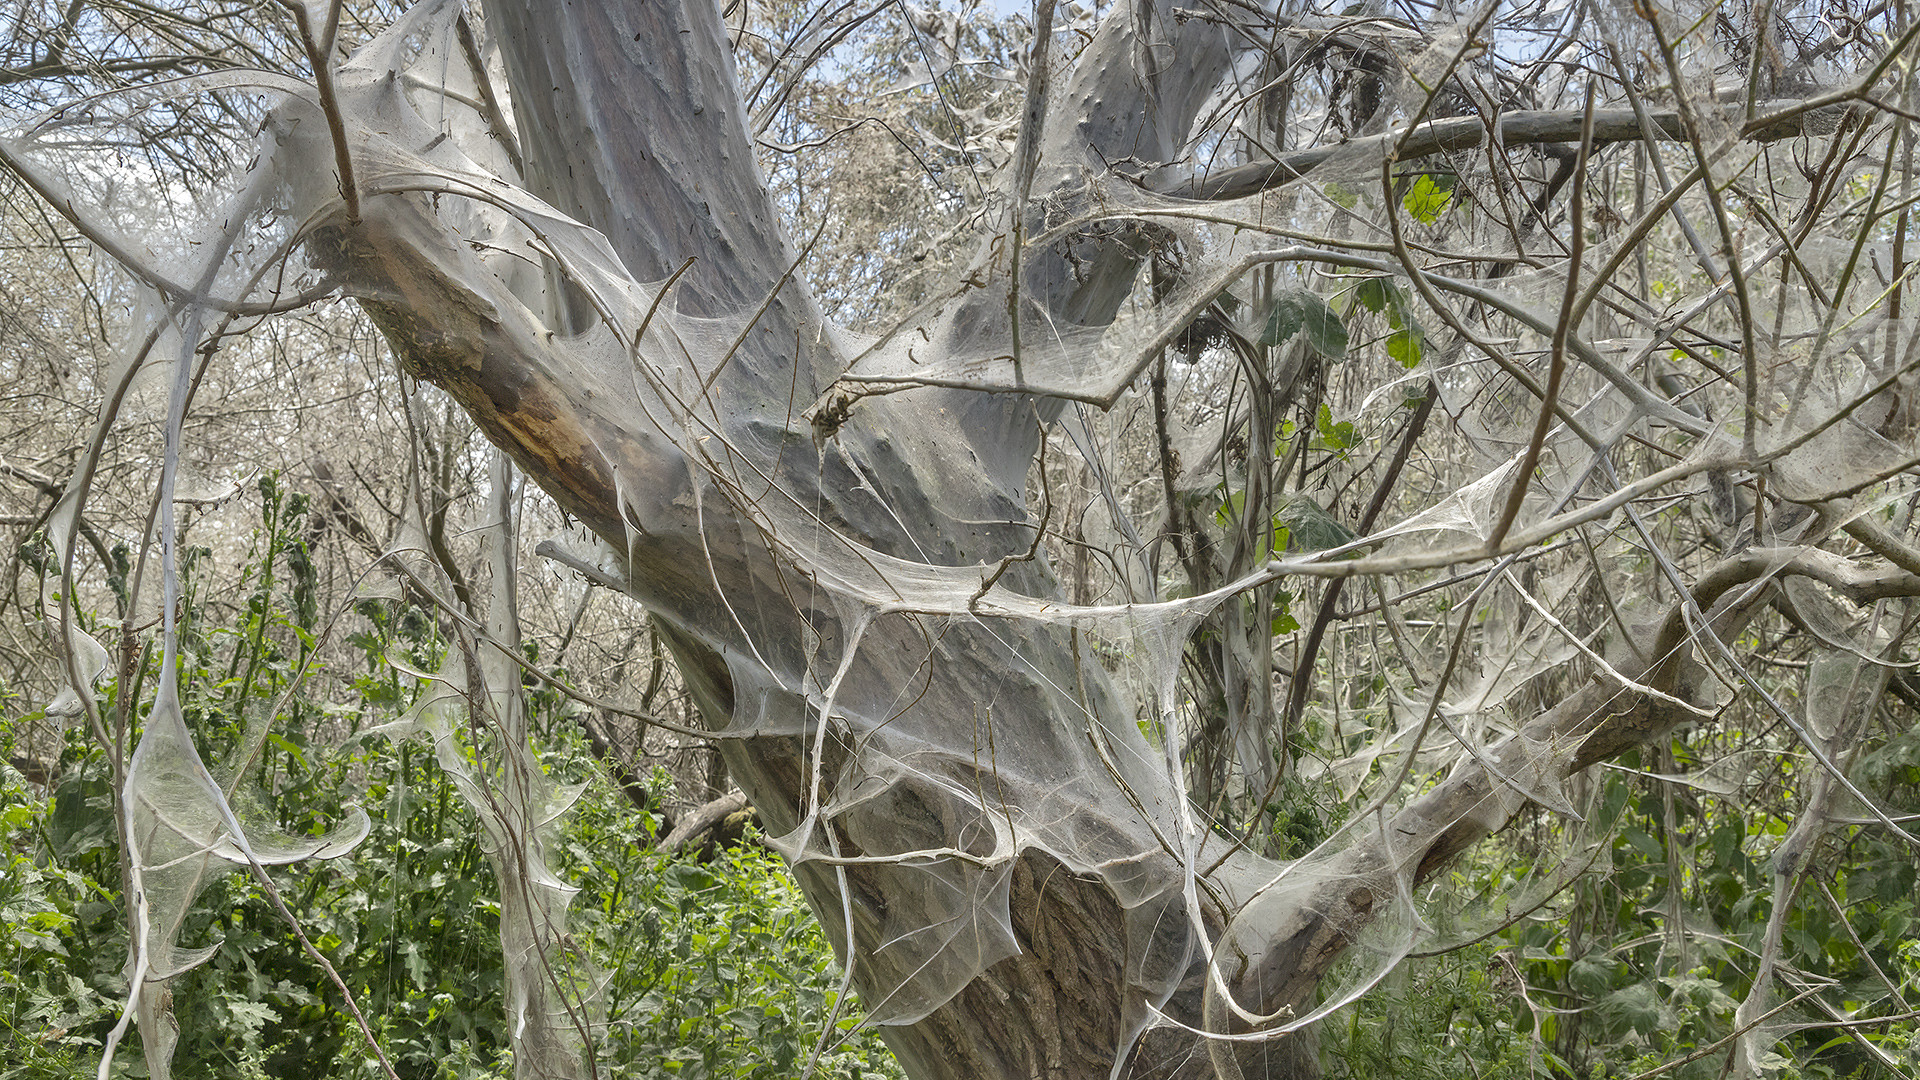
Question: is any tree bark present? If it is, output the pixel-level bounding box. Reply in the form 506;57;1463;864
308;2;1265;1075
279;2;1905;1077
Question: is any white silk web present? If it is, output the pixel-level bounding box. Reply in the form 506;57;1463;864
7;0;1920;1076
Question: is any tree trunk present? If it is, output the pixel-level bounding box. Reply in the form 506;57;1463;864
297;2;1263;1074
280;1;1860;1076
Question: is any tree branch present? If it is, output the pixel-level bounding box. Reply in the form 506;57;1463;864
1163;100;1859;202
657;791;751;854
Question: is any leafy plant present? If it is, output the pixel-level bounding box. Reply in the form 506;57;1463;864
2;480;902;1080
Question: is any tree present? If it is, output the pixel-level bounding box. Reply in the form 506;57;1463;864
5;0;1920;1078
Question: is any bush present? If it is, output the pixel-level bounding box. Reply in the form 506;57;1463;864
1;478;901;1080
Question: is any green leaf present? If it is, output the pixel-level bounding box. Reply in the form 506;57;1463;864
1214;488;1246;528
1402;172;1455;224
267;732;307;766
1314;402;1356;450
1277;494;1356;553
1599;983;1663;1036
1387;319;1425;368
1301;301;1350;359
1261;289;1348;361
1624;826;1665;861
48;777;114;858
1259;302;1302;346
1353;276;1403;315
1569;956;1614;998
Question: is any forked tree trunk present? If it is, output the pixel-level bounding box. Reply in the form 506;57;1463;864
329;2;1288;1074
295;1;1827;1076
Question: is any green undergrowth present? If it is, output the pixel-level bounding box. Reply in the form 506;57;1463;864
1322;750;1920;1080
2;704;903;1080
1;478;902;1080
5;743;904;1078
